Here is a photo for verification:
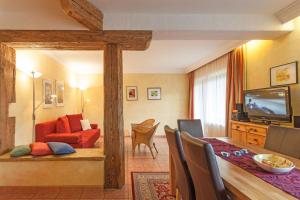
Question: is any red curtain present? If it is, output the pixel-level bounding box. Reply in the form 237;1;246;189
226;46;245;136
188;71;195;119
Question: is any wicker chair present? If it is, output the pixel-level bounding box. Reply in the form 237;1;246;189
131;120;159;159
131;119;155;128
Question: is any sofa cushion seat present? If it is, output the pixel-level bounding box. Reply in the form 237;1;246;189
45;133;82;144
78;129;100;148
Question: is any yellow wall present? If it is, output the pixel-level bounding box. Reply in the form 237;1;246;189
246;17;300;116
81;74;189;136
14;50;188;144
123;74;189;135
80;74;104;132
14;51;80;145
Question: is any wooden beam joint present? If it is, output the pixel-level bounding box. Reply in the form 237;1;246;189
60;0;103;30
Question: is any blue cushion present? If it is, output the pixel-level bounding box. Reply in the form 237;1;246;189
47;142;76;155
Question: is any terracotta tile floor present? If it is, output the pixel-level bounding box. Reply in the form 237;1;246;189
0;136;169;200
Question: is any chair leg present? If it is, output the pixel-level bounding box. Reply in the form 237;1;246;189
138;144;140;151
148;146;156;159
153;142;158;153
132;142;137;156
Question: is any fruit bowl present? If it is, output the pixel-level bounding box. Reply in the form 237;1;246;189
253;154;295;174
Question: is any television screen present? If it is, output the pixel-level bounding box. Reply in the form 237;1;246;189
244;87;291;122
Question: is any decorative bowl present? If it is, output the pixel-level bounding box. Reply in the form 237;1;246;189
253;154;295;174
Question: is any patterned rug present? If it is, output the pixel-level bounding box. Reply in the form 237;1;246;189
131;172;175;200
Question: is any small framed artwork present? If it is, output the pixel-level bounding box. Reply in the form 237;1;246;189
270;61;298;87
43;79;54;108
147;87;161;100
126;86;138;101
56;80;64;107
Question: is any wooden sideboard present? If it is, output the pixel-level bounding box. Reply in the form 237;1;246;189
230;121;269;147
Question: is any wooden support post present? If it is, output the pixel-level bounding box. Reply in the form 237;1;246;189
0;43;16;154
104;43;125;188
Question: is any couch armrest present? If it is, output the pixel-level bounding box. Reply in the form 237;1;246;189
91;124;98;129
35;120;57;142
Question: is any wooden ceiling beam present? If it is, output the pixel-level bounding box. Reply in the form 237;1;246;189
0;30;152;50
60;0;103;30
275;0;300;23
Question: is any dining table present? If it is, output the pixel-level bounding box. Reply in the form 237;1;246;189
168;137;300;200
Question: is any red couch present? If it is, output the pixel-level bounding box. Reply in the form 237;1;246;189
35;114;100;148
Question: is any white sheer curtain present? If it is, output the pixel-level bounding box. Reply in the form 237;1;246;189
194;55;228;137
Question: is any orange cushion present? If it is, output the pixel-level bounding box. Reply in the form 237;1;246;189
56;116;71;133
67;114;83;132
30;142;52;156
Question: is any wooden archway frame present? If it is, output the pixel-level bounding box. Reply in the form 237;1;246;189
0;0;152;189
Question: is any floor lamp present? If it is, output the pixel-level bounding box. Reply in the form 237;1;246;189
31;71;42;142
80;88;90;114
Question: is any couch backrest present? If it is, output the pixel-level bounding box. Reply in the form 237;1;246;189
35;120;57;142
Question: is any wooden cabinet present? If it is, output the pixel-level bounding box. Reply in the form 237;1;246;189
231;121;268;147
231;129;247;146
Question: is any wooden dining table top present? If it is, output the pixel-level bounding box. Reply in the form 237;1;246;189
169;137;300;200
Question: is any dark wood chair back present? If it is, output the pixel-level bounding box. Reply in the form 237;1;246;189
180;131;229;200
177;119;203;138
265;125;300;159
164;125;195;200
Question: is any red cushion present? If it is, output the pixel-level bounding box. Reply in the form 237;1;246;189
44;133;82;144
30;142;52;156
56;116;71;133
67;114;83;132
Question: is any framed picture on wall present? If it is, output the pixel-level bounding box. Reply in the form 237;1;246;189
126;86;138;101
270;61;298;87
43;79;54;108
56;80;64;107
147;87;161;100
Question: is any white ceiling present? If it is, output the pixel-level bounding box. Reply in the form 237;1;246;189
1;0;295;73
89;0;294;15
36;40;242;74
41;50;103;74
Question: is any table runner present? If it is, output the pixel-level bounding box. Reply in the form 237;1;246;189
203;138;300;199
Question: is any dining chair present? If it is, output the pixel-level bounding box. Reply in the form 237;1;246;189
180;131;230;200
177;119;204;138
164;125;195;200
131;122;160;159
265;125;300;159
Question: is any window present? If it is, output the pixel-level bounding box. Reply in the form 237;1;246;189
194;55;228;137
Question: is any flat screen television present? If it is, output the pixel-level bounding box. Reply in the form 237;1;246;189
244;87;292;123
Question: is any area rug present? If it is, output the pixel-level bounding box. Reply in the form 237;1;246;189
131;172;175;200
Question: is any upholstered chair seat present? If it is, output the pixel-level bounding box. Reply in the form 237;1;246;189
265;125;300;159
